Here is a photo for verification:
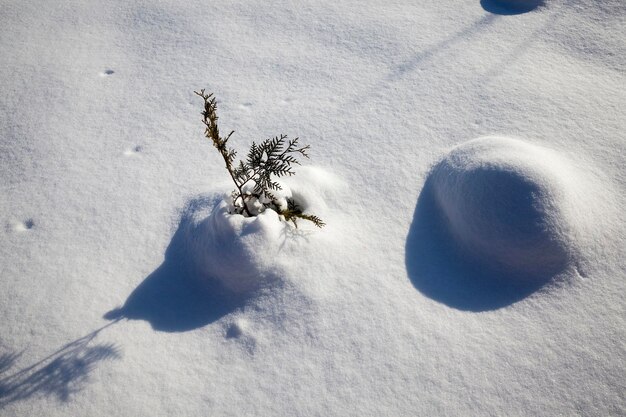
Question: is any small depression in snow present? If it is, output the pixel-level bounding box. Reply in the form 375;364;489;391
124;145;143;156
14;219;35;232
406;136;589;311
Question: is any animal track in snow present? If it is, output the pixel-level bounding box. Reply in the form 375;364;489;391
225;319;256;354
14;219;35;232
238;98;295;109
124;145;143;156
226;321;245;339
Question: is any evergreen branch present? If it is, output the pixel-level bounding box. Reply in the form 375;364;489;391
280;198;325;228
196;89;324;227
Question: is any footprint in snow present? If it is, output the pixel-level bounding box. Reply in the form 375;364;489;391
99;69;115;77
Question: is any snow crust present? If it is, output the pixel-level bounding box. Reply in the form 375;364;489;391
430;136;583;281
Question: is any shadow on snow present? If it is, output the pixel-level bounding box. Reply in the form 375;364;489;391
0;322;120;408
388;14;498;81
104;195;241;332
480;0;543;15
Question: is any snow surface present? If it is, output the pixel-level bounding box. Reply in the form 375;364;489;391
1;0;625;416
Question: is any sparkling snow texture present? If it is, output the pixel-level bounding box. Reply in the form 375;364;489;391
1;0;625;416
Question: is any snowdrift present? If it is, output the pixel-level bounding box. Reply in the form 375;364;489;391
432;136;580;280
407;136;591;310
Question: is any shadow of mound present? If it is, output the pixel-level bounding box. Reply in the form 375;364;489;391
481;0;543;15
105;196;241;332
405;179;549;312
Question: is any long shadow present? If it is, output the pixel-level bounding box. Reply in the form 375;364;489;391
405;177;547;311
481;0;543;15
0;322;120;407
104;196;240;332
481;2;566;81
388;14;497;81
340;14;498;109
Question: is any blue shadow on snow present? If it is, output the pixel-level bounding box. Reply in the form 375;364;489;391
480;0;543;15
405;177;547;312
0;322;120;407
105;196;241;332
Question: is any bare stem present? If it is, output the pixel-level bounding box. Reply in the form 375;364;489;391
194;90;252;216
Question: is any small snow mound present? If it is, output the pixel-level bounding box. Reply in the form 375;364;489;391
185;199;286;294
183;166;340;294
431;136;582;282
281;166;345;215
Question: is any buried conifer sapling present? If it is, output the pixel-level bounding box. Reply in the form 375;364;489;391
195;89;324;228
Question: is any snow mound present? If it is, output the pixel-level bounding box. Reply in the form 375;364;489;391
182;167;339;295
184;198;287;294
430;136;582;282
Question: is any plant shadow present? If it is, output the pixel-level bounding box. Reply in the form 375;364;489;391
0;322;120;407
104;196;241;332
405;178;547;311
480;0;543;15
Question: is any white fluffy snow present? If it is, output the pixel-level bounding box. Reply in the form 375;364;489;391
1;0;625;416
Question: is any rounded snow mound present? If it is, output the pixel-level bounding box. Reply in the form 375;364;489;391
184;199;286;294
430;136;582;282
182;167;339;295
